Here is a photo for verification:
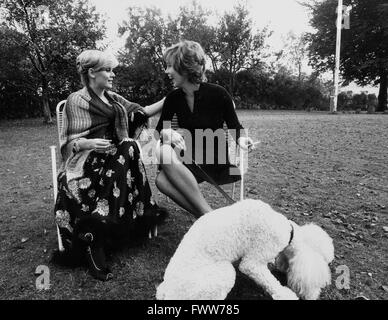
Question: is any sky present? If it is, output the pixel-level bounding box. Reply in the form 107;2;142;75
91;0;313;52
89;0;378;94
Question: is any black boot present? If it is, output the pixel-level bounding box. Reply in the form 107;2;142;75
85;243;113;281
80;232;113;281
75;217;113;281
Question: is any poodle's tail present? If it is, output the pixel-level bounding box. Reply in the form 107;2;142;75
283;223;334;300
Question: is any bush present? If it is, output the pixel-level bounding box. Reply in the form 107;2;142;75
233;69;328;111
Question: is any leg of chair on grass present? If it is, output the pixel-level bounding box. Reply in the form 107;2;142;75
239;147;244;201
231;144;239;200
232;182;236;200
135;141;157;239
50;146;65;252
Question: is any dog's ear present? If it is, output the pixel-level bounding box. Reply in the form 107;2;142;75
300;224;334;263
287;244;331;300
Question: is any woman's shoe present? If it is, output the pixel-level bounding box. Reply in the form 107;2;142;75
85;245;113;281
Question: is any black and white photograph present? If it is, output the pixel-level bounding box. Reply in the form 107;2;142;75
0;0;387;304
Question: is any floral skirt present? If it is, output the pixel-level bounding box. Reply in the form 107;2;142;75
54;140;154;254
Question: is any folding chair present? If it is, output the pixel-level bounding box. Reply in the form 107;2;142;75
230;100;246;201
50;100;66;252
225;122;246;202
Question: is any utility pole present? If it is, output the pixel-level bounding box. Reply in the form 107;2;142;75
332;0;343;113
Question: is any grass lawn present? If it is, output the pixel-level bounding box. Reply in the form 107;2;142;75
0;110;387;300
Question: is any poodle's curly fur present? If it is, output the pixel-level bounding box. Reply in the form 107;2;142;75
156;199;334;300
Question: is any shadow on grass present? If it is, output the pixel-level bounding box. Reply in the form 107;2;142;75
227;267;288;300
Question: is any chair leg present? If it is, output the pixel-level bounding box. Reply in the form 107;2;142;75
240;176;244;201
239;148;244;201
154;225;158;237
148;226;158;239
50;146;65;252
232;182;236;200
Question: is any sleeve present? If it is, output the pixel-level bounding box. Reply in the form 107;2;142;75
155;92;176;133
108;91;144;113
220;87;244;142
108;91;149;138
59;93;86;160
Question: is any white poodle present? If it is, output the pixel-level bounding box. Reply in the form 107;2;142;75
156;199;334;300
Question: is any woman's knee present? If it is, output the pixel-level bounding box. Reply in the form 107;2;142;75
155;171;169;193
155;171;163;190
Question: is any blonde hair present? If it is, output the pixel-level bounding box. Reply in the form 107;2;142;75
76;50;119;86
163;40;207;84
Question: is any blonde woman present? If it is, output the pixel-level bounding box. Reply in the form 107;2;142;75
53;49;166;281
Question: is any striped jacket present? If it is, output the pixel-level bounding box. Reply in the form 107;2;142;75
59;87;143;182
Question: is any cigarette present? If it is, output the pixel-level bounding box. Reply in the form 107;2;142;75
248;141;260;146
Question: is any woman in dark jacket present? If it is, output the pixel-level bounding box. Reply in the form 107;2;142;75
155;40;254;218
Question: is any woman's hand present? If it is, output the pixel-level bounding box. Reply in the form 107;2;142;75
238;137;255;152
161;129;186;151
78;138;113;152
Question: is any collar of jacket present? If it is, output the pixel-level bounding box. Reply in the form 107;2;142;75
77;87;116;103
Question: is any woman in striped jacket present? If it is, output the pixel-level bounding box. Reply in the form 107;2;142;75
53;49;166;281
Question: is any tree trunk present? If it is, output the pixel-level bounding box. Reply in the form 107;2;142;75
298;62;302;82
42;96;53;124
377;69;387;112
228;75;234;96
41;79;53;124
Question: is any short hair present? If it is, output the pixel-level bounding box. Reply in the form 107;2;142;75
163;40;207;84
76;50;119;86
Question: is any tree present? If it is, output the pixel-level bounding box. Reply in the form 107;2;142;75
117;1;270;103
117;1;221;104
216;3;270;95
116;2;209;103
0;26;41;119
117;6;173;104
0;27;33;95
337;91;353;110
173;1;219;72
233;68;271;108
278;31;309;82
305;0;388;111
352;92;368;110
1;0;106;122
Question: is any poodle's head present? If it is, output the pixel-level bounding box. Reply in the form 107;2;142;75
275;223;334;300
